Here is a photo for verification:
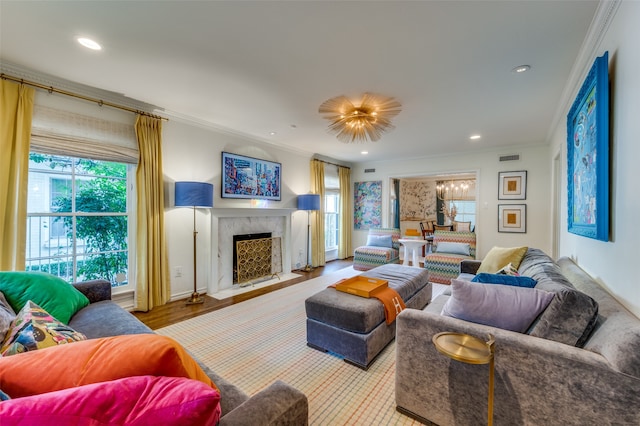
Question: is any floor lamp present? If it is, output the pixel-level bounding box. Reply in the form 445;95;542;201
297;194;321;272
175;181;213;305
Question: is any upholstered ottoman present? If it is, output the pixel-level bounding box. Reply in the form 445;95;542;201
305;264;431;369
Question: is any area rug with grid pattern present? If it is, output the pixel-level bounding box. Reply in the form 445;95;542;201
157;266;446;425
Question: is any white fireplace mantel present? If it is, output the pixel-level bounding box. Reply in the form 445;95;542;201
210;207;295;294
211;207;296;217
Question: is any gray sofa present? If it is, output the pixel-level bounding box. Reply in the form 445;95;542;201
395;249;640;425
70;280;308;426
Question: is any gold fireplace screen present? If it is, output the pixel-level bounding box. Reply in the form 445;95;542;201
236;237;283;285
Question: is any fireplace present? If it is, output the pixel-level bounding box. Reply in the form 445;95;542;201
212;209;293;295
233;232;271;283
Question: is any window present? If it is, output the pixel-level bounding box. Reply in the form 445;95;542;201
452;200;476;230
26;154;133;288
324;192;339;252
49;178;71;238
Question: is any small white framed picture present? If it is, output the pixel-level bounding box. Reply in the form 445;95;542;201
498;171;527;200
498;204;526;233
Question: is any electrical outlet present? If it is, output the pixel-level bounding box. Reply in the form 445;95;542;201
175;266;182;277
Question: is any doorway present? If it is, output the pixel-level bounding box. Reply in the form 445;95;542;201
389;172;477;236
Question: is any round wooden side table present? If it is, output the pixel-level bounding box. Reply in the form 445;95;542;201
432;332;496;425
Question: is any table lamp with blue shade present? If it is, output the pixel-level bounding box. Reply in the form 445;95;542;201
297;194;321;272
175;181;213;305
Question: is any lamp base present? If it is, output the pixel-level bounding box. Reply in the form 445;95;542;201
302;264;314;272
185;292;204;305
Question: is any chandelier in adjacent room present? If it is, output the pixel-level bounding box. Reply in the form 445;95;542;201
318;93;401;143
436;180;471;223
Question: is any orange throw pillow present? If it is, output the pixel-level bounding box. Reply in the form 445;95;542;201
0;334;215;398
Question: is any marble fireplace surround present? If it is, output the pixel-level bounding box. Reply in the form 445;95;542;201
210;208;294;294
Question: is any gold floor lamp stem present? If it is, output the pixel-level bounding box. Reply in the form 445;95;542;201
187;206;204;305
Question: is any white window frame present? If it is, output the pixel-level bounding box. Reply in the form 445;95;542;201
26;155;134;291
324;191;340;260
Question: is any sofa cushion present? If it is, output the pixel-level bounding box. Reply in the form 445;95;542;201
477;246;528;274
0;334;216;398
366;234;393;248
471;273;537;288
68;300;153;339
1;301;87;356
436;241;470;256
558;257;640;377
0;375;221;426
516;249;600;347
441;279;554;332
0;272;89;324
0;292;16;343
529;278;599;347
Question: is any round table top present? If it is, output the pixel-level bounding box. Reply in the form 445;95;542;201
398;238;427;244
432;332;494;365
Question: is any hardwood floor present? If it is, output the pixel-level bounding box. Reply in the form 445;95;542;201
133;258;353;330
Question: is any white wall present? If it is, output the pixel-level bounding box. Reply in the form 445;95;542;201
551;1;640;317
30;90;314;302
162;119;312;300
351;144;552;259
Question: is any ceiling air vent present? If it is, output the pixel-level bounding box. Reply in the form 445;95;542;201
499;154;520;162
364;168;376;173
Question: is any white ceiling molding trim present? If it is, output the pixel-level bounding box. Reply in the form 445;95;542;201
547;0;621;143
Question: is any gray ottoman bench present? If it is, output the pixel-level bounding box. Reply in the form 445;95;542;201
305;264;431;369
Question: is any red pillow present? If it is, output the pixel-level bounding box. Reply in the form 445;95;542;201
0;375;221;426
0;334;216;398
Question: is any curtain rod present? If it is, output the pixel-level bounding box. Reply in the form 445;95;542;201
312;158;351;169
1;73;167;121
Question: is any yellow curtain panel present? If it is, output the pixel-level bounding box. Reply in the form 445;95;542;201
134;115;171;311
310;160;325;267
0;80;35;270
338;166;352;259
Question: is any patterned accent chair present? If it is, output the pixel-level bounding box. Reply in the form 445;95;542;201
423;230;476;284
352;228;401;271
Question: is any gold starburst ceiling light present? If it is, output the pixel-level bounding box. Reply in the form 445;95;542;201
318;93;402;143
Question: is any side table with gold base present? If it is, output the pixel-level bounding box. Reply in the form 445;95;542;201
432;332;496;426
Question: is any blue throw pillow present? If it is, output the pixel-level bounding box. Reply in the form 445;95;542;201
366;234;393;248
472;273;537;288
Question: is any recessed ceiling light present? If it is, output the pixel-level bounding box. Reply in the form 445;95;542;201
269;131;277;136
361;151;368;155
512;65;531;73
470;134;481;140
77;37;102;50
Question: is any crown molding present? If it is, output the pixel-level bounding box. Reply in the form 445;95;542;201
1;61;163;114
162;108;313;157
546;0;621;143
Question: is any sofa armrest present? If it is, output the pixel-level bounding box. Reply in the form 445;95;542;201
395;309;640;425
219;380;308;426
459;259;481;275
73;279;112;303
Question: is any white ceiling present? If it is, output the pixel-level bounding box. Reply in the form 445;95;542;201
0;1;599;164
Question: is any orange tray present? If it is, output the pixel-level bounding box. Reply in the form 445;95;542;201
335;276;388;298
